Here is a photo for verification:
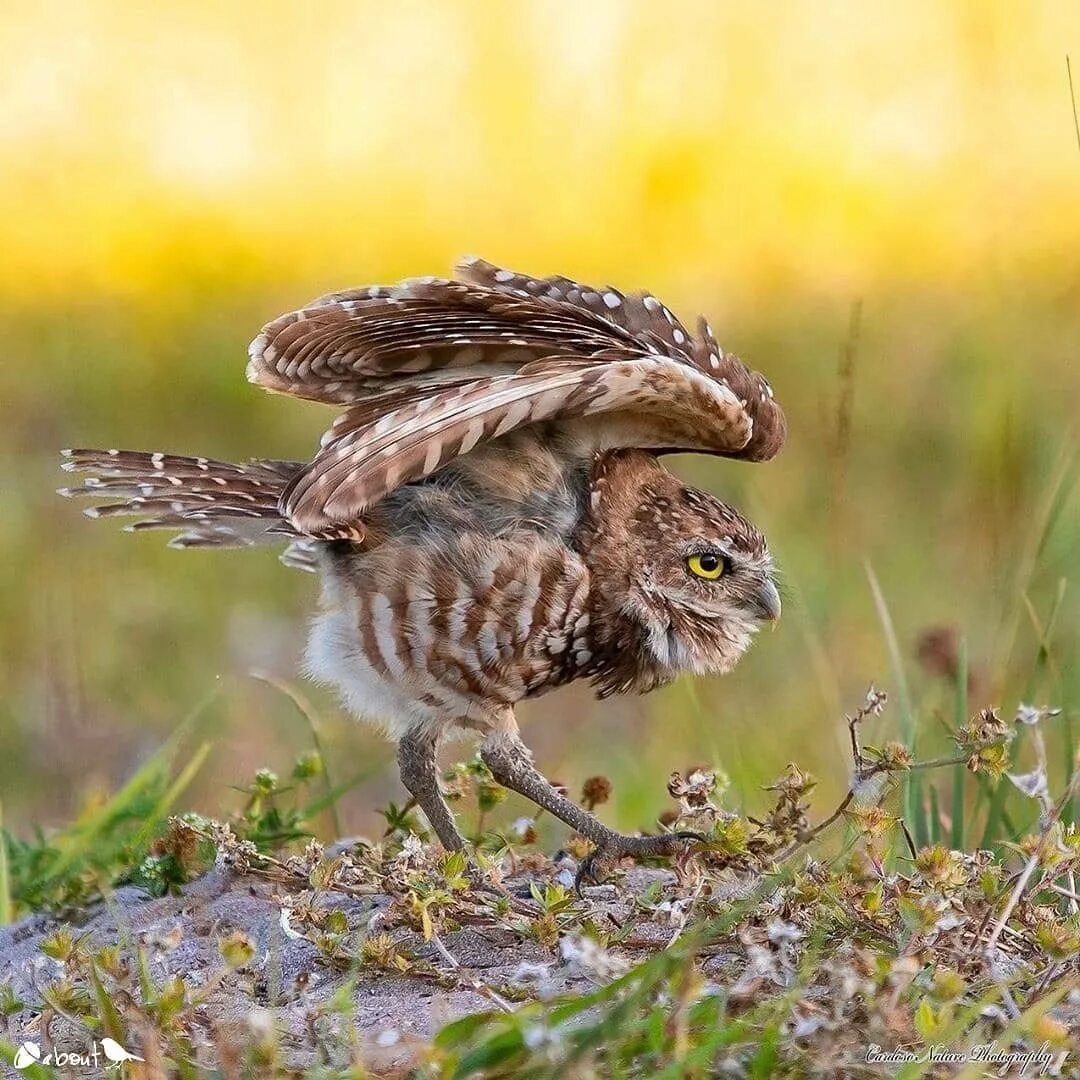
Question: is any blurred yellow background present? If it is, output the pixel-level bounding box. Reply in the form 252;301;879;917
2;1;1078;841
5;1;1080;301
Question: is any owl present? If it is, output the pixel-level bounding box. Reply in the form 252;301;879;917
60;258;785;884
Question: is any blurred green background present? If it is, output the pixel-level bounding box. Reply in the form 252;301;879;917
1;1;1078;844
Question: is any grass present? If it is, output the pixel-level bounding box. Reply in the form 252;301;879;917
0;680;1077;1075
5;283;1078;838
0;270;1078;1074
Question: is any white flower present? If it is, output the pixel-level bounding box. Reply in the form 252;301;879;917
766;919;803;946
248;1008;274;1037
523;1024;552;1050
731;944;783;995
558;933;629;981
509;960;554;988
1015;703;1061;726
1007;767;1049;801
863;685;888;716
933;913;964;933
791;1012;828;1039
654;898;693;928
396;832;425;865
510;817;534;839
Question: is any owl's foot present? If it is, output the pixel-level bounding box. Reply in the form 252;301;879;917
574;831;705;894
477;733;708;895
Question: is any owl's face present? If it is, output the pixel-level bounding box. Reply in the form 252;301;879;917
628;485;779;676
587;452;780;681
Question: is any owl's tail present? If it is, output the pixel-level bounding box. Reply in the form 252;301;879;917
58;449;319;570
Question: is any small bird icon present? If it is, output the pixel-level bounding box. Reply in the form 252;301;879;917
101;1038;144;1065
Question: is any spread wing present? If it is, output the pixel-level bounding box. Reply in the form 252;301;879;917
247;257;786;538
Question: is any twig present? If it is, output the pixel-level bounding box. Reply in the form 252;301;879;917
1049;881;1080;903
848;723;862;782
665;879;705;950
775;688;996;863
429;930;514;1013
983;767;1080;957
846;685;887;783
777;790;857;862
776;711;1012;865
907;753;970;772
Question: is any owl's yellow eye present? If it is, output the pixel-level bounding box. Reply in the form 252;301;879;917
687;552;726;580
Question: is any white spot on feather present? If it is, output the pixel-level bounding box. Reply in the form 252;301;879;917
492;399;534;438
422;442;442;475
459;419;485;454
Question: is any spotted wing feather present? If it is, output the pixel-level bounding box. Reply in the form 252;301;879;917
282;358;752;537
58;449;303;551
246;258;786;538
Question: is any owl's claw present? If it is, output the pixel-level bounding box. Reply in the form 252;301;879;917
574;831;706;894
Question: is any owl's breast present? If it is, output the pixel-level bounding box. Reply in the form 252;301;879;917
305;529;598;736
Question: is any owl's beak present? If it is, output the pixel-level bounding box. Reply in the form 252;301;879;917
754;579;782;625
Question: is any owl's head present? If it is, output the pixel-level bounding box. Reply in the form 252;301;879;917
586;451;780;683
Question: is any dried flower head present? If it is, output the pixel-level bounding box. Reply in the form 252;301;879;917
581;775;613;810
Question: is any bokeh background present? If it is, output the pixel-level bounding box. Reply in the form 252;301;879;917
2;1;1078;843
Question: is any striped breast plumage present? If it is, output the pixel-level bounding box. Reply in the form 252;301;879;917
303;433;598;737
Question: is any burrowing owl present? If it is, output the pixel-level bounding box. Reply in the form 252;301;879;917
61;258;785;882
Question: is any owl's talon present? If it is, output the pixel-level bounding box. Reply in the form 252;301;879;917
574;831;704;894
671;830;709;845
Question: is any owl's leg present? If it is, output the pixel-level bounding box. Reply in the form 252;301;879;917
397;728;465;852
480;732;700;887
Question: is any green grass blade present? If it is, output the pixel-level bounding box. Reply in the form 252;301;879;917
1064;710;1076;827
89;959;125;1043
992;439;1076;680
928;784;941;845
866;561;925;847
249;670;344;838
38;688;219;887
131;739;213;851
950;638;968;849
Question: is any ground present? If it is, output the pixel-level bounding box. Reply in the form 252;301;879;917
1;757;1077;1079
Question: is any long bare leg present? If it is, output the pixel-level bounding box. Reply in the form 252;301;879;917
397;727;465;852
398;728;542;912
480;732;700;886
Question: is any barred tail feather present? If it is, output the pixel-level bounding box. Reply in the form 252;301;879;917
58;449;305;557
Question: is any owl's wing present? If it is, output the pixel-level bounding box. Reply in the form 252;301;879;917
247;258;786;538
